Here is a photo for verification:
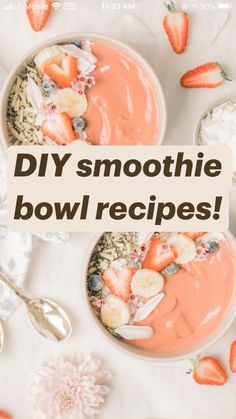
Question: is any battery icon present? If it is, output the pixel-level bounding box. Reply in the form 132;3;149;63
218;3;230;8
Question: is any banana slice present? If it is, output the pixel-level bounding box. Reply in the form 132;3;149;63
131;269;164;298
55;88;88;117
101;296;130;329
34;45;64;71
167;234;196;264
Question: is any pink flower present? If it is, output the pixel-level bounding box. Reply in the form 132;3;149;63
72;75;96;94
39;101;57;117
31;352;111;419
128;295;145;317
89;295;103;309
85;76;96;87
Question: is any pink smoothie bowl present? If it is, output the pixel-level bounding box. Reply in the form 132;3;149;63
0;33;167;148
83;231;236;362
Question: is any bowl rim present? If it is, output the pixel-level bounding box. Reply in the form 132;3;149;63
82;231;236;362
0;31;167;149
193;96;236;181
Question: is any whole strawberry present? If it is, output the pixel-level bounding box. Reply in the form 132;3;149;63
163;0;189;54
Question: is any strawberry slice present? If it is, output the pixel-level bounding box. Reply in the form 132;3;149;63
44;56;78;89
181;63;230;88
229;341;236;373
188;357;227;386
143;238;176;272
41;112;76;145
0;412;11;419
26;0;52;32
103;266;136;302
181;232;206;241
163;1;189;54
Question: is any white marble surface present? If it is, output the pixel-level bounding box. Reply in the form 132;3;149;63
0;1;236;418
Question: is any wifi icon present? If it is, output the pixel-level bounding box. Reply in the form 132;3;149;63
52;2;62;10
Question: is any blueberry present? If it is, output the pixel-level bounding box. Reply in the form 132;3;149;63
42;77;57;93
163;262;179;276
206;241;219;253
72;117;87;133
88;274;103;292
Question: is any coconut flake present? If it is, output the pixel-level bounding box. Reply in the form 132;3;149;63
110;258;128;269
134;292;165;322
27;77;43;113
35;113;45;126
82;40;94;54
79;60;96;75
137;232;153;247
60;44;97;74
61;44;97;63
115;325;154;340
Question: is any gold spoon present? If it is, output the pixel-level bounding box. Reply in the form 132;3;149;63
0;271;71;343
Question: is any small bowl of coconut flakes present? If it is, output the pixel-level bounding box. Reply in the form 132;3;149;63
194;97;236;183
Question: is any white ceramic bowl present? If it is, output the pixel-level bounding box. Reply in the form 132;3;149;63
0;32;167;148
83;231;236;362
193;96;236;183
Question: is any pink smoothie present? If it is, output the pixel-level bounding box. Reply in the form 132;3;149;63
85;41;160;145
133;239;235;354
